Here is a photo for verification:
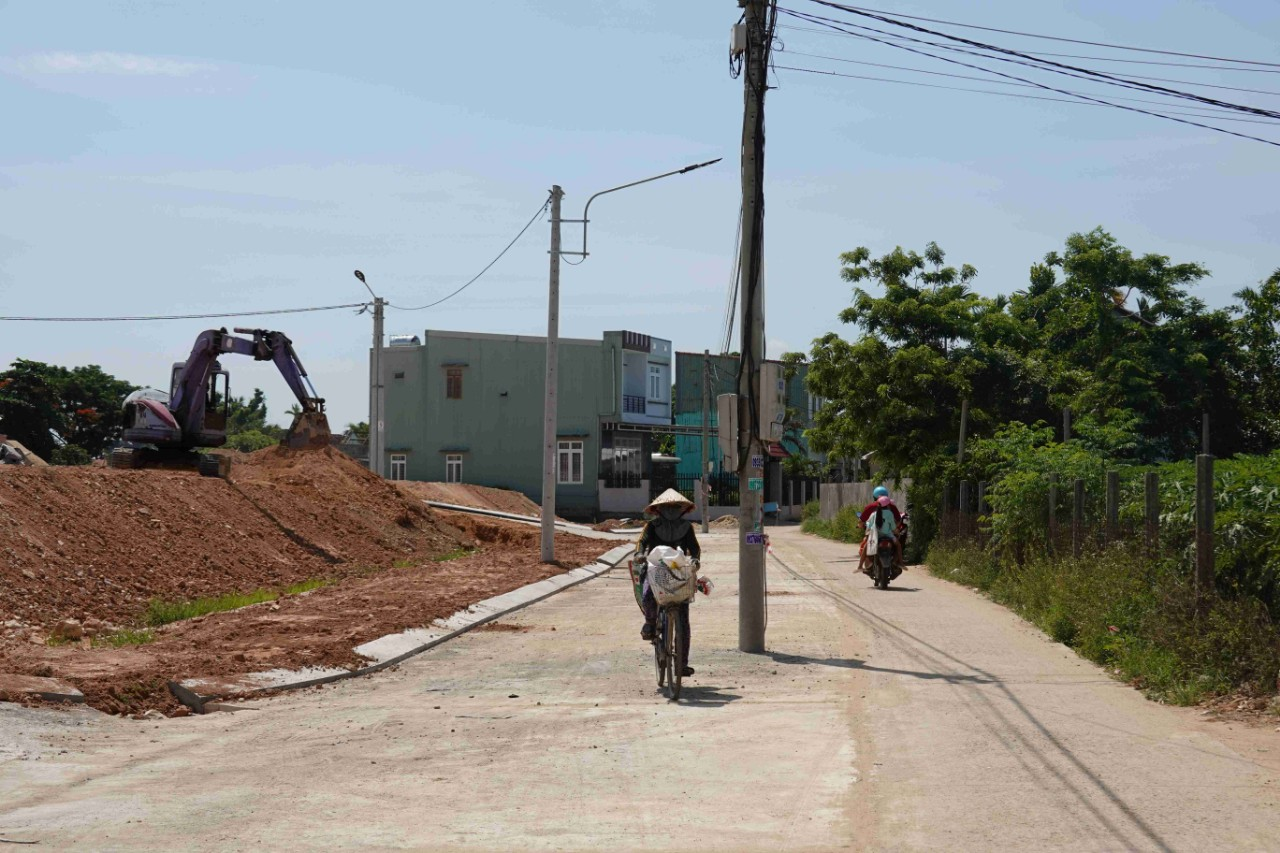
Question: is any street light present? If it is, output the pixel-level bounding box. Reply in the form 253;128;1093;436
354;270;385;478
540;158;722;562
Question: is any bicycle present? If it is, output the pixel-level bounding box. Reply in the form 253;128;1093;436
630;550;698;701
653;600;689;700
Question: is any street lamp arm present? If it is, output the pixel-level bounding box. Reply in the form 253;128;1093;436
575;157;722;258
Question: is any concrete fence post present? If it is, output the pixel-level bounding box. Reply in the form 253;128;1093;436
1072;478;1084;559
1105;470;1120;543
1144;471;1159;555
1196;454;1215;595
1048;473;1059;550
959;481;971;539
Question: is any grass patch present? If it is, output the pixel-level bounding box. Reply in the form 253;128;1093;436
392;558;416;569
432;548;477;562
144;589;278;627
285;578;334;596
927;541;1280;705
94;628;155;648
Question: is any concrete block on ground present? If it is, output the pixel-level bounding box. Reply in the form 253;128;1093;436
0;674;85;704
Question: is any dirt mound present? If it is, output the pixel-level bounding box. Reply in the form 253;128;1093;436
711;515;739;528
592;518;644;532
0;447;467;630
232;446;465;565
397;481;541;517
0;519;611;716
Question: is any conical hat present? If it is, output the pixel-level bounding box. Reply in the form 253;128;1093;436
645;488;695;515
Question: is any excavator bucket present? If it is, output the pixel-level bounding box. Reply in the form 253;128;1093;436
283;411;332;450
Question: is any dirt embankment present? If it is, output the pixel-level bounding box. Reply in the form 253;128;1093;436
396;481;542;517
0;448;617;716
0;446;468;630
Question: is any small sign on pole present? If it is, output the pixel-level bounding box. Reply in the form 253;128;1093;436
745;532;765;546
750;454;764;469
747;477;764;492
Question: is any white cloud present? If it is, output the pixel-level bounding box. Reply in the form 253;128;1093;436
16;51;213;77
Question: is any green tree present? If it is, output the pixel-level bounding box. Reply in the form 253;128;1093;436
805;242;1011;477
345;421;370;442
222;388;285;451
0;360;67;459
60;365;137;456
1232;269;1280;452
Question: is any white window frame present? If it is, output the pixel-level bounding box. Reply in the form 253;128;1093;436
557;440;584;485
445;454;463;484
389;454;407;481
648;364;664;402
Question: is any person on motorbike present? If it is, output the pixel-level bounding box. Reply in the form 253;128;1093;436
858;486;906;570
637;488;701;677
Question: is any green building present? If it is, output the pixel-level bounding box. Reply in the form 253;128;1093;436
380;329;674;520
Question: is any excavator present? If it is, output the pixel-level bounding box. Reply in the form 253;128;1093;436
108;327;331;477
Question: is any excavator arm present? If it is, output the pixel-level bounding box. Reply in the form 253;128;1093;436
134;327;329;451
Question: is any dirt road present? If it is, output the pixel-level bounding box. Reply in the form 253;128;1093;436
3;527;1278;850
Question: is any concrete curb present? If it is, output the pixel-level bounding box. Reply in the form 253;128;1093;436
169;543;634;714
422;501;621;536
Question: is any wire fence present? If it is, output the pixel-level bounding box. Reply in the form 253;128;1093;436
937;455;1218;591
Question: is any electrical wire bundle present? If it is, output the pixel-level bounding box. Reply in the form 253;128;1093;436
772;1;1280;148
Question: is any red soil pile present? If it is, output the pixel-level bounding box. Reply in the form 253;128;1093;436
232;446;466;565
0;446;467;630
0;521;611;716
397;481;542;517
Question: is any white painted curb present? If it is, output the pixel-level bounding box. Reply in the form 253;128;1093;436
170;543;634;713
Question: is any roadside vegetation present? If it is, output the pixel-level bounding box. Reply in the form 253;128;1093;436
143;577;336;627
791;229;1280;704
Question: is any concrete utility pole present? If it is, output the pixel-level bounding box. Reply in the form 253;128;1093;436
355;270;385;477
541;186;565;564
701;349;711;535
737;0;770;654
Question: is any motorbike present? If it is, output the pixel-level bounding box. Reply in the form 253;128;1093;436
861;512;908;589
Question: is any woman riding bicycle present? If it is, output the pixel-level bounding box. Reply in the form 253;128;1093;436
637;488;701;677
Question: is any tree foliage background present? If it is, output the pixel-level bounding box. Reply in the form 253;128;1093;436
803;228;1280;546
0;360;136;461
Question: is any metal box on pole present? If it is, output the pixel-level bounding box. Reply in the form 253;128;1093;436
717;393;739;470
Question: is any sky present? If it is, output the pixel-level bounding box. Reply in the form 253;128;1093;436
1;1;1278;429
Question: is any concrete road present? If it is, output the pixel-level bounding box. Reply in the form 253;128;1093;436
2;527;1278;851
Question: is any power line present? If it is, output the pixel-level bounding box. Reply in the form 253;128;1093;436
0;302;368;323
774;65;1280;126
822;3;1280;67
779;8;1280;148
779;50;1280;120
387;194;552;311
778;23;1280;74
790;4;1280;119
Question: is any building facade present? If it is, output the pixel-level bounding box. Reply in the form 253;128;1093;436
379;329;673;519
671;351;826;494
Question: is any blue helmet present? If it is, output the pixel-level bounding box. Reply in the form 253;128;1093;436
872;486;889;499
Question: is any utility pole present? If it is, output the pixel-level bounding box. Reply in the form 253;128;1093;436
373;296;385;477
737;0;770;654
957;398;969;464
701;349;711;534
538;161;718;563
355;270;385;478
541;186;565;564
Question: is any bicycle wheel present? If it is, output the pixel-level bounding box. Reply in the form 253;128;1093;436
655;614;666;688
667;608;682;700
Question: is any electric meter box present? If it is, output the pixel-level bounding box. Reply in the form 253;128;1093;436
761;361;786;440
717;393;738;471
